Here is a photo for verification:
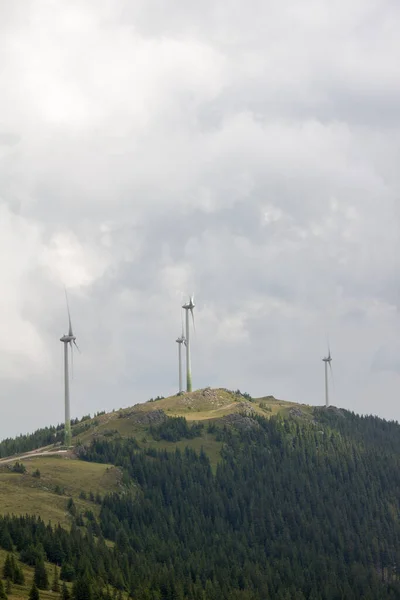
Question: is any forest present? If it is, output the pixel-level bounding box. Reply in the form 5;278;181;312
1;409;400;599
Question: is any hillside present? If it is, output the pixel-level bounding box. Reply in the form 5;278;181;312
0;389;400;599
0;389;298;525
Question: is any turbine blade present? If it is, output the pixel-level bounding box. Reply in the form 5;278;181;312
181;308;184;338
326;334;331;360
65;288;73;337
190;307;195;331
73;339;81;353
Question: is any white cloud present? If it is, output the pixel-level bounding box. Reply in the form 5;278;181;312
0;0;400;437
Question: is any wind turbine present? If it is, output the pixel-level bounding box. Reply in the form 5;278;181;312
175;311;186;394
182;295;195;392
60;291;80;446
322;346;333;408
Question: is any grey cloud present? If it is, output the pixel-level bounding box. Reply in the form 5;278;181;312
1;0;400;438
0;133;20;146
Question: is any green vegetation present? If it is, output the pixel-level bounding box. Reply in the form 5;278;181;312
1;390;400;597
150;416;204;442
76;409;400;598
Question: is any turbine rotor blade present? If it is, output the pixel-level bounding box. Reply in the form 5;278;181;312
73;339;80;353
65;288;73;337
327;334;331;360
190;307;195;331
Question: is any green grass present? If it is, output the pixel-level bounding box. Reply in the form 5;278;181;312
0;456;120;527
73;388;302;439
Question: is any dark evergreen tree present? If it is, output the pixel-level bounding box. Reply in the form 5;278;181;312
29;582;40;600
52;564;60;592
2;555;13;580
60;582;71;600
0;528;13;551
60;563;75;582
73;572;93;600
34;559;49;590
0;579;6;600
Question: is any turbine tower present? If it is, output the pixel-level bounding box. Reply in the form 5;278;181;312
182;296;195;392
322;347;333;408
175;312;186;394
60;291;79;446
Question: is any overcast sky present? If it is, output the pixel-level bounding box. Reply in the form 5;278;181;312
1;0;400;439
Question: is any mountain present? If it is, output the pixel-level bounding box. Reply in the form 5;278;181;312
0;389;400;599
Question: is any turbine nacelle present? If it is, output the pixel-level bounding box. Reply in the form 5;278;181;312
182;295;195;309
182;295;195;328
60;334;76;343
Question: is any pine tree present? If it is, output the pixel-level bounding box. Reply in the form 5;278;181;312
34;559;49;590
29;582;40;600
13;561;24;585
0;528;13;552
60;582;70;600
0;579;6;600
2;555;13;580
5;580;11;596
52;564;60;593
72;573;92;600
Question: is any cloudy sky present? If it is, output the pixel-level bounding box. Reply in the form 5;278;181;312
1;0;400;438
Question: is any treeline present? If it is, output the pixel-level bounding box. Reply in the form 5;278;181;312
0;426;64;458
0;412;108;458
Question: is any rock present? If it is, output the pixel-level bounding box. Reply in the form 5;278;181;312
221;414;260;431
130;409;167;425
289;407;304;418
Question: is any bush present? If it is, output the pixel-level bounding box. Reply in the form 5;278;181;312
11;461;26;474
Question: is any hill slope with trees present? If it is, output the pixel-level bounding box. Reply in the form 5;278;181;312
0;392;399;599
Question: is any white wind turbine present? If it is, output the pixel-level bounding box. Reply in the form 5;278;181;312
60;291;80;446
182;295;195;392
322;345;333;408
175;310;186;394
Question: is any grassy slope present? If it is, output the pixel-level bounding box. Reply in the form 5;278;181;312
72;388;313;471
0;456;121;526
74;388;305;441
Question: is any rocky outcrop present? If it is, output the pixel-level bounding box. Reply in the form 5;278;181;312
221;413;260;431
